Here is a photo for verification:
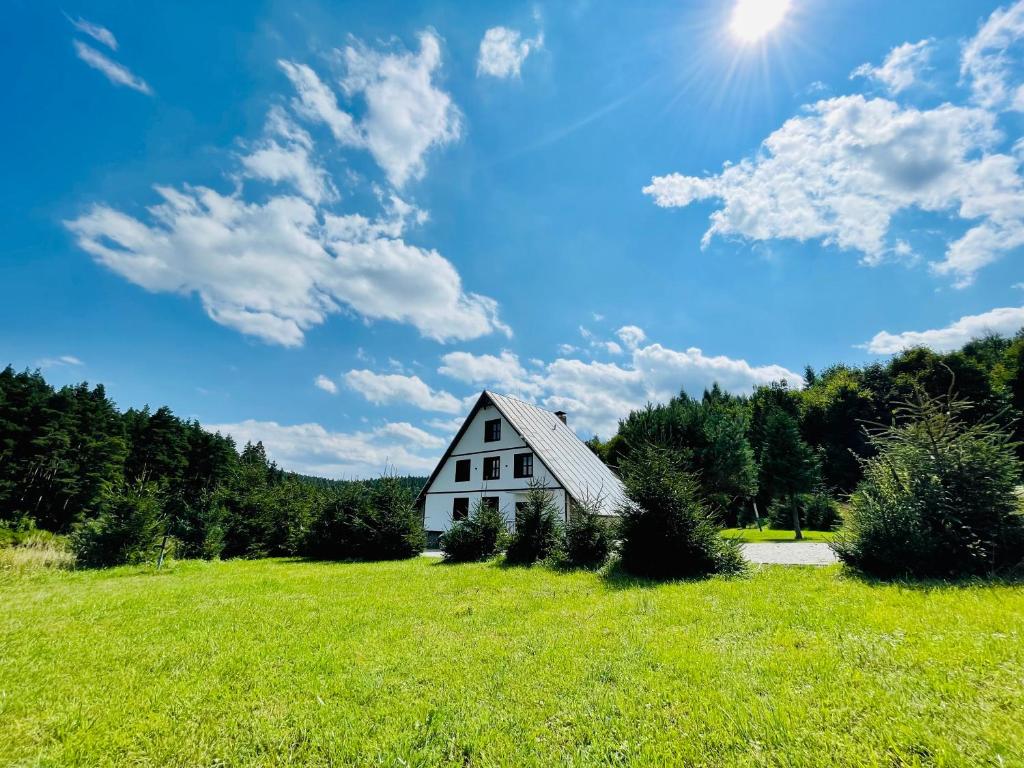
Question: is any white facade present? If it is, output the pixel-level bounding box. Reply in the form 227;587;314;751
422;400;568;535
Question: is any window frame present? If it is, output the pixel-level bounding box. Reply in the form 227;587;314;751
483;455;501;480
482;496;499;512
452;497;469;521
454;458;471;482
513;452;534;479
484;418;501;443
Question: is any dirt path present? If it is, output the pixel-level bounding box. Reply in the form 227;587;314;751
741;541;838;565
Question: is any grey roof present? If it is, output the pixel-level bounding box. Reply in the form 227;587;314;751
485;391;627;515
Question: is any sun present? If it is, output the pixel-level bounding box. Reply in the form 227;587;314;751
729;0;792;43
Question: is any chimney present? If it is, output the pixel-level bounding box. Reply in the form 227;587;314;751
554;410;567;425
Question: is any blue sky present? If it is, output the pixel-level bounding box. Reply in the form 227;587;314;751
3;0;1023;477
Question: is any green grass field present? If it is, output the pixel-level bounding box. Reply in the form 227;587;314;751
2;558;1023;767
721;527;839;542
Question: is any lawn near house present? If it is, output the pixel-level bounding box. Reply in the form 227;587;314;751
2;558;1023;767
721;527;839;542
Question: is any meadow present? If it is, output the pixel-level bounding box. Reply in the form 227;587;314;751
2;557;1022;767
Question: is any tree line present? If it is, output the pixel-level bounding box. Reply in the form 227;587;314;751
586;332;1024;537
0;365;426;566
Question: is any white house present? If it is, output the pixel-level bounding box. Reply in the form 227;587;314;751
417;391;627;544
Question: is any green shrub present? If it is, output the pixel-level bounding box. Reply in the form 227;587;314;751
506;483;563;565
361;475;426;559
440;499;508;563
834;390;1024;579
304;483;367;560
562;498;612;569
617;446;744;579
71;482;164;568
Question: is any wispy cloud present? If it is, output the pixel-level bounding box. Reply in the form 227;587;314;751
73;40;152;95
35;355;84;369
477;26;543;79
66;15;118;50
314;374;338;394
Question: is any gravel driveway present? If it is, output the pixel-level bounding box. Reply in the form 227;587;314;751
741;542;838;565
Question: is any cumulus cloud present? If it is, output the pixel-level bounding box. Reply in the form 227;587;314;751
852;39;932;94
477;26;543;78
67;16;117;50
344;370;464;413
239;109;335;204
643;95;1024;287
430;340;801;436
73;40;152;95
961;0;1024;112
314;374;338;394
438;350;538;395
205;419;441;478
616;325;646;350
864;305;1024;354
280;31;462;187
66;40;507;351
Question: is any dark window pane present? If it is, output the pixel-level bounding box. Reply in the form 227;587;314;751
483;496;499;511
514;452;533;478
455;459;471;482
452;497;469;521
484;418;501;442
483;456;500;480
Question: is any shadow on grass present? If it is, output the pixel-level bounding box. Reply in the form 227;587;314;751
834;565;1024;591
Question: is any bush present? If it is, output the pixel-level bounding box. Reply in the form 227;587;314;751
71;482;164;568
304;476;424;561
506;483;562;565
440;499;508;563
617;446;744;579
562;498;612;569
834;390;1024;579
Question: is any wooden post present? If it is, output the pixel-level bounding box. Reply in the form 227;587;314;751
752;500;763;532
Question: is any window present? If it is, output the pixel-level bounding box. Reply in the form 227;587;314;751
515;501;527;515
452;497;469;521
514;452;534;478
483;456;500;480
454;459;471;482
482;496;499;512
484;418;501;442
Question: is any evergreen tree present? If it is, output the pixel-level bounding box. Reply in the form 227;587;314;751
759;409;818;539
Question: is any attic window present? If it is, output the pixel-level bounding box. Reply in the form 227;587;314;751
484;418;501;442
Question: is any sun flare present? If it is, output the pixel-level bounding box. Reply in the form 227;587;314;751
729;0;791;43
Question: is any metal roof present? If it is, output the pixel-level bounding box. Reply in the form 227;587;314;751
485;391;627;515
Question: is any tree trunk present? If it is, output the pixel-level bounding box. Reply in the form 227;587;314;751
791;496;803;540
752;500;762;531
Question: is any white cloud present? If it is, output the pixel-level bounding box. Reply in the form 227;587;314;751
239;109;335;204
67;16;117;50
643;95;1024;287
66;177;507;347
344;370;463;413
426;416;465;434
281;31;462;187
73;40;152;95
438;349;539;395
427;340;800;437
35;355;84;369
314;374;338;394
864;305;1024;354
961;0;1024;112
476;26;543;78
852;39;932;94
206;419;441;478
601;340;624;356
616;325;646;350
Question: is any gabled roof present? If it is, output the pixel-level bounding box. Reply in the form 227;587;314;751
416;390;627;516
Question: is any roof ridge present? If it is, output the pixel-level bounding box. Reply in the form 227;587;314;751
487;390;557;414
